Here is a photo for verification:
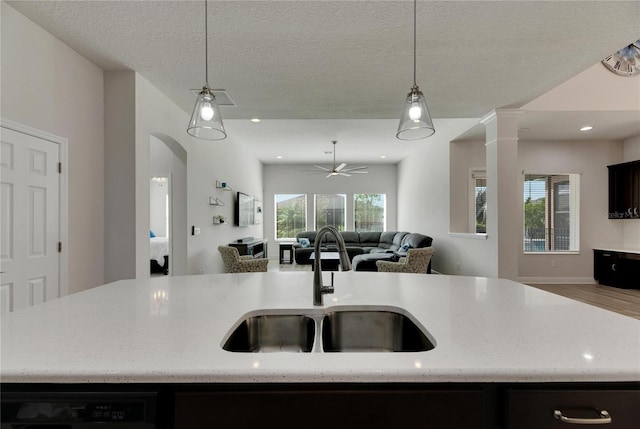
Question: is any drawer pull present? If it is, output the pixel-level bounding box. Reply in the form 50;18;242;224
611;263;616;271
553;409;611;425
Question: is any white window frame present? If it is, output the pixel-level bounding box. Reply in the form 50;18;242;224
523;173;580;254
468;169;487;234
353;193;387;232
274;193;307;241
314;193;347;231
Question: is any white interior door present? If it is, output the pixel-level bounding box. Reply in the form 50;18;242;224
1;127;60;314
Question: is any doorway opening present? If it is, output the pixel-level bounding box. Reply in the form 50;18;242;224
150;176;170;276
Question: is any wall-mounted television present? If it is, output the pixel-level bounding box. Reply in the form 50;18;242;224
235;192;255;227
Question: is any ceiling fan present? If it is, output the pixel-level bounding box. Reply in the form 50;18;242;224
311;141;368;178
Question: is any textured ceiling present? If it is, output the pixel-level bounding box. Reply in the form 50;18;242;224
7;0;640;163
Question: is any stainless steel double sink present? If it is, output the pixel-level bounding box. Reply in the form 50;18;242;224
222;306;436;353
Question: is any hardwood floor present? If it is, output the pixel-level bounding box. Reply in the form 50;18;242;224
525;283;640;320
270;262;640;320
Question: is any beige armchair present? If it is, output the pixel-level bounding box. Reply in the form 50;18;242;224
218;246;269;273
376;247;434;274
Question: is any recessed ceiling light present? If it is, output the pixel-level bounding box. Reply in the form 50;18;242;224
276;155;283;159
250;118;261;123
580;126;593;131
380;155;387;159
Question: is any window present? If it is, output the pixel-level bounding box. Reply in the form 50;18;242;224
523;174;580;252
354;194;386;232
469;170;486;234
275;194;306;240
314;194;346;231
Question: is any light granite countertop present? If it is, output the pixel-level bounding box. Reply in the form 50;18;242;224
593;246;640;255
1;272;639;384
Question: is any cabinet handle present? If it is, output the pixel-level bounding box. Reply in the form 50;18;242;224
611;264;616;271
553;409;611;425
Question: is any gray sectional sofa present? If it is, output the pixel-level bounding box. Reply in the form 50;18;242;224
292;230;433;272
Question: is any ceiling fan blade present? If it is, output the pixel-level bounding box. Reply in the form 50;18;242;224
326;173;334;178
335;163;347;172
344;170;367;174
338;172;351;177
343;166;368;171
313;165;331;172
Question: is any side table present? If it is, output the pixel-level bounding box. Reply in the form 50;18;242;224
279;242;295;264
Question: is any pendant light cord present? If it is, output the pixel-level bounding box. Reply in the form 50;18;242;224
413;0;417;87
204;0;209;87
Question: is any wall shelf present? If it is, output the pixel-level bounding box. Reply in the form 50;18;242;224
209;197;225;206
216;180;233;192
213;215;228;224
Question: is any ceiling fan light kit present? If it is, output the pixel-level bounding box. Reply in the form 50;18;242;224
187;1;227;141
601;39;640;77
396;0;435;140
312;141;368;178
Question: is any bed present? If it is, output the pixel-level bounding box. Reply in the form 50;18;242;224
150;236;169;275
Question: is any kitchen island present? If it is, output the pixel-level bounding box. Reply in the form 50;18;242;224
2;272;639;428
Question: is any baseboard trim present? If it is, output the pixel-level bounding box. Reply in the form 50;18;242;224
518;277;596;285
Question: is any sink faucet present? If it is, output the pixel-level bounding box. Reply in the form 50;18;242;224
313;225;352;306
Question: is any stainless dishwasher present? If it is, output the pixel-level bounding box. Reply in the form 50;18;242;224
1;390;160;428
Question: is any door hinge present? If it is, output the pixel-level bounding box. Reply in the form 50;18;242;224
58;162;62;174
58;242;62;253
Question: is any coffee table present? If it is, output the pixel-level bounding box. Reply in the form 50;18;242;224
309;252;340;271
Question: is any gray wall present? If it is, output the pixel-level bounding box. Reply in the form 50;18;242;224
1;2;105;294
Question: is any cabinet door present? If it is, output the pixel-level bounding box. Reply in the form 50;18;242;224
617;255;640;289
594;250;618;286
609;161;640;218
176;389;487;429
632;162;640;217
506;389;640;428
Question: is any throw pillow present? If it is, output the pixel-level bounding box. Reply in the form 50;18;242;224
150;230;156;238
401;243;411;251
299;238;310;248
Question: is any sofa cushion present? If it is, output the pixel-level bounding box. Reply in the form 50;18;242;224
388;232;409;251
353;252;398;271
298;237;311;248
294;247;315;264
376;231;398;250
345;247;365;260
340;231;360;247
358;231;382;247
296;231;317;245
401;233;433;249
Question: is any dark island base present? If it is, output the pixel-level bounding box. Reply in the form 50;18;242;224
2;382;639;429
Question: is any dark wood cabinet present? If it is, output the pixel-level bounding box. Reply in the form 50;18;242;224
506;388;640;428
594;249;640;289
175;386;488;429
3;382;639;429
608;160;640;219
173;383;640;429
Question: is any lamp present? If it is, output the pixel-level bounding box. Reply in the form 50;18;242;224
396;0;435;140
187;1;226;140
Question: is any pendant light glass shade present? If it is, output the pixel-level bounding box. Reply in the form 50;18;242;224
397;85;435;140
396;0;435;140
187;85;226;140
187;1;227;140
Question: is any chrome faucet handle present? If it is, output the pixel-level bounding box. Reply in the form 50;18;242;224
322;272;335;294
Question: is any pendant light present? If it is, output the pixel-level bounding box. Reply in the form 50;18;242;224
187;1;227;140
396;0;435;140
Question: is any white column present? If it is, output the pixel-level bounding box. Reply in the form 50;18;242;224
481;109;524;280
